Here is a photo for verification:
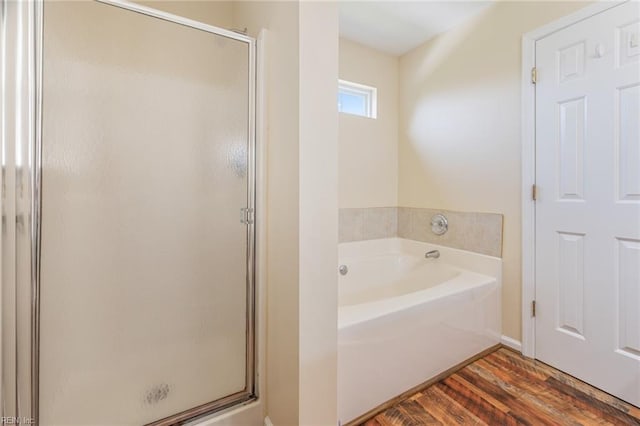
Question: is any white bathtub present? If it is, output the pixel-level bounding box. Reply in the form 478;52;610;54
337;238;501;424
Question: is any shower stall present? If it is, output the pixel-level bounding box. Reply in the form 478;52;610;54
1;0;257;424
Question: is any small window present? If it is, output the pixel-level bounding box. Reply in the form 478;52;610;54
338;79;377;119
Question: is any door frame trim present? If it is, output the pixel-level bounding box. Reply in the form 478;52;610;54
520;0;629;358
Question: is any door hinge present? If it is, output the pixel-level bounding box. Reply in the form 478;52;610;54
532;300;537;317
532;184;537;201
531;67;538;84
241;207;254;225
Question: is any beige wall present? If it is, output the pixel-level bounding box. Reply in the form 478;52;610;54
298;5;339;425
339;39;399;208
137;1;234;28
398;1;591;341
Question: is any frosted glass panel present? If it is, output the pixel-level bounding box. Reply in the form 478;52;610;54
39;2;251;424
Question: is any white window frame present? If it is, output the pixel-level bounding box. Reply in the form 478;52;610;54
338;79;377;119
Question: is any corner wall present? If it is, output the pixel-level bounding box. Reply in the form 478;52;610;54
398;1;591;341
339;39;398;209
299;4;339;425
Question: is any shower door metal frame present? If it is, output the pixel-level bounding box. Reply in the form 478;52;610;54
1;1;258;424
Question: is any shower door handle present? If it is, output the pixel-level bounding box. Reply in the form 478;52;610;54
240;207;254;225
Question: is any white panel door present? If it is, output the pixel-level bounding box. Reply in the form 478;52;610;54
535;1;640;406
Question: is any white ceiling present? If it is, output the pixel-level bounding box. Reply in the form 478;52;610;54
339;1;494;56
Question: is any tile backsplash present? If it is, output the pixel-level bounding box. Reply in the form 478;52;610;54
339;207;503;257
339;207;397;243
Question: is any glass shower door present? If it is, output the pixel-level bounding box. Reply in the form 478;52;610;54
37;1;255;424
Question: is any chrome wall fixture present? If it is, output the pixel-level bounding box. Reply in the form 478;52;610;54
430;214;449;236
339;265;348;276
1;0;258;424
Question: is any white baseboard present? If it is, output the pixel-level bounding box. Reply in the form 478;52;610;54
264;416;274;426
501;335;522;353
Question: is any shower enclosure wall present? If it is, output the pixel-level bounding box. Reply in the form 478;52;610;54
1;1;258;424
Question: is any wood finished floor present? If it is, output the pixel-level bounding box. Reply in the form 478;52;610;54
360;348;640;426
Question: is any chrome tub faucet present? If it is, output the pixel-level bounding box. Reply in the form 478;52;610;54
425;250;440;259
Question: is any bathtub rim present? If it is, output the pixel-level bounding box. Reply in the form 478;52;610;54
339;237;502;280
